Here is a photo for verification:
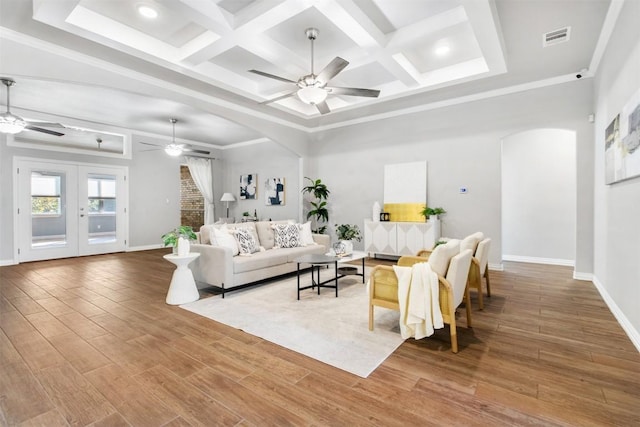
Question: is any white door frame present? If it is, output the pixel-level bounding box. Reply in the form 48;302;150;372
13;157;129;262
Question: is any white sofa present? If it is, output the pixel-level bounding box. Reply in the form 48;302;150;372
190;220;330;296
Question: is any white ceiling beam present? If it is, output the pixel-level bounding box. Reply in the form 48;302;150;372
387;6;469;48
234;0;312;32
380;54;422;87
460;0;507;74
314;0;387;48
238;37;309;77
164;0;234;33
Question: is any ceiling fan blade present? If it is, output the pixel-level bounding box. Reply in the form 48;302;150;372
326;86;380;98
260;92;297;105
182;147;210;155
316;57;349;84
249;69;297;84
315;101;330;115
24;125;65;136
26;120;65;128
138;141;163;147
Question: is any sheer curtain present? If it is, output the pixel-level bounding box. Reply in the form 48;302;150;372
185;157;215;224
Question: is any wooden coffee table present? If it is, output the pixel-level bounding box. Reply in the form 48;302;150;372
294;251;366;299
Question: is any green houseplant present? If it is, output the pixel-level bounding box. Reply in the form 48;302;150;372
335;223;362;242
162;225;197;253
334;223;361;255
301;177;330;234
420;206;446;220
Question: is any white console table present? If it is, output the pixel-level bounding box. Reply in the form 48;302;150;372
364;220;440;257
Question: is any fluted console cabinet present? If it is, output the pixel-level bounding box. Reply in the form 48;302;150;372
364;220;440;257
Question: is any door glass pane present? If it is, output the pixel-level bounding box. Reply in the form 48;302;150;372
31;171;66;248
87;174;117;245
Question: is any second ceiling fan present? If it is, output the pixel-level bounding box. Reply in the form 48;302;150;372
249;28;380;115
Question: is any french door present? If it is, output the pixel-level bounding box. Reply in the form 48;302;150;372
16;159;128;262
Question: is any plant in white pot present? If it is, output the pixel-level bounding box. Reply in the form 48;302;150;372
420;206;446;221
334;223;362;255
162;225;197;256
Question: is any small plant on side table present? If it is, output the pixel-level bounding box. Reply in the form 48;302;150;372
162;225;197;253
335;224;362;242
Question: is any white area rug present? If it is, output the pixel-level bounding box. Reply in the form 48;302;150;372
181;268;405;378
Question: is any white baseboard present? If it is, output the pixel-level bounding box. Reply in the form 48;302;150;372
0;259;17;266
592;275;640;353
488;263;504;271
127;244;164;252
573;271;593;281
502;254;574;267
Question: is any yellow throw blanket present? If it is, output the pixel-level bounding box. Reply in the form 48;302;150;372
393;262;443;339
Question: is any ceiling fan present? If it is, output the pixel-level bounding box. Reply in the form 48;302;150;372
0;78;65;136
249;28;380;115
138;118;211;157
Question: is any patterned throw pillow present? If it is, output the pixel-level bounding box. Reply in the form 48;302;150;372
273;224;301;248
234;228;259;255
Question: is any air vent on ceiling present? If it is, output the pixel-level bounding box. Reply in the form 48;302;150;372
543;26;571;47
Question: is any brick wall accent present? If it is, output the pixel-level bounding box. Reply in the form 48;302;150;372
180;165;204;229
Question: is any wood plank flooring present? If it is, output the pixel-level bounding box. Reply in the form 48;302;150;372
1;250;639;426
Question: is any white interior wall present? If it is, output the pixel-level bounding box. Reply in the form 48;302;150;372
309;79;594;270
593;0;640;349
502;129;576;264
221;140;301;222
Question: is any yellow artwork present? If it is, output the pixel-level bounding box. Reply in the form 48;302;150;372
383;203;424;222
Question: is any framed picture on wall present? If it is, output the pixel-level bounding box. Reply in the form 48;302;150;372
265;177;285;205
240;174;257;199
605;87;640;184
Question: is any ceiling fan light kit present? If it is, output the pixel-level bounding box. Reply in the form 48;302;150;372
0;78;27;134
249;28;379;114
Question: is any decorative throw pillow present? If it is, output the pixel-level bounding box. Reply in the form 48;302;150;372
212;225;239;256
428;239;460;276
233;228;259;255
297;221;315;246
273;224;301;248
460;232;484;254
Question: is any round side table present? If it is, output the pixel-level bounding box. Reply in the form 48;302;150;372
163;252;201;305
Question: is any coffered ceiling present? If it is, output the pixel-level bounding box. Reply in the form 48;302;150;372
0;0;614;148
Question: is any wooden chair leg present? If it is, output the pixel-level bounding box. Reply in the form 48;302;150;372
464;284;472;328
484;268;491;297
477;280;484;310
369;304;374;331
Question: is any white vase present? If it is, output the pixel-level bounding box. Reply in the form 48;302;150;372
341;240;353;255
177;237;190;256
372;201;381;222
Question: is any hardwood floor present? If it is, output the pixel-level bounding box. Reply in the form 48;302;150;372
1;250;639;426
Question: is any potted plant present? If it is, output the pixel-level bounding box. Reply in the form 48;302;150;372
420;206;446;221
162;225;197;255
302;177;330;234
334;223;361;255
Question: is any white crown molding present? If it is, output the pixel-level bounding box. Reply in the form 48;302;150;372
588;0;625;75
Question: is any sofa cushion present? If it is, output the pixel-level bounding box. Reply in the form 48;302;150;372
227;222;260;247
428;239;460;276
279;244;327;262
273;223;301;248
233;250;289;273
212;225;239;256
255;220;291;250
233;228;259;255
298;221;315;246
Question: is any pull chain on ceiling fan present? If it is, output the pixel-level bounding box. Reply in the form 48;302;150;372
0;78;65;136
249;28;380;115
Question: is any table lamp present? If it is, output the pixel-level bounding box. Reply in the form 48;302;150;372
220;192;236;217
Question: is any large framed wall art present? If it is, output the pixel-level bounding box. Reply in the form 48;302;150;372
240;174;257;199
605;87;640;184
264;177;285;205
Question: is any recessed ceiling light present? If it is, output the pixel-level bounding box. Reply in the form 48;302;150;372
137;5;158;19
435;45;450;56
